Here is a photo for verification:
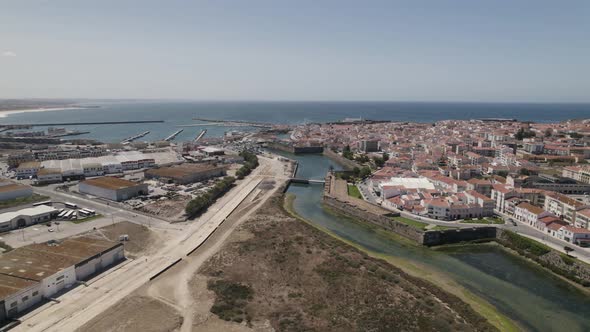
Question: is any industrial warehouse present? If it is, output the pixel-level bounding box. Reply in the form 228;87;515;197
0;180;32;202
144;163;226;184
0;205;57;231
0;236;124;322
79;177;149;201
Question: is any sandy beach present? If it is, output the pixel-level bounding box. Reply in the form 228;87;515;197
0;106;88;118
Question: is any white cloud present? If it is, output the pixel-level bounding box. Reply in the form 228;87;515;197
1;51;16;57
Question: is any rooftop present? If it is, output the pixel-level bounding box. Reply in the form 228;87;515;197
0;183;30;193
145;163;224;179
0;236;121;296
81;177;141;190
0;205;56;224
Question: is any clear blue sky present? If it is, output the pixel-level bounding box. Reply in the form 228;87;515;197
1;0;589;102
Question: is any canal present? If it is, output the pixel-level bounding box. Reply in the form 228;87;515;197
279;151;590;332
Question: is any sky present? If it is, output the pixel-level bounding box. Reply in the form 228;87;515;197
1;0;589;102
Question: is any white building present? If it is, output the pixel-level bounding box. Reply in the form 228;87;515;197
82;163;105;177
15;161;41;179
378;177;434;198
0;237;124;321
0;205;57;231
514;202;552;226
36;168;63;184
557;226;590;246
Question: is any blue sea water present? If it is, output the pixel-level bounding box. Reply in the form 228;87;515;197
1;101;588;142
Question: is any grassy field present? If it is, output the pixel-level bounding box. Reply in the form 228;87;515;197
347;184;362;199
71;214;103;224
0;194;50;210
461;217;505;225
393;216;429;230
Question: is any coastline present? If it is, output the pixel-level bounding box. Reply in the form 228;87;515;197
0;106;88;118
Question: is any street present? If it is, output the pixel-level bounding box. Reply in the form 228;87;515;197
13;156;288;332
353;181;590;263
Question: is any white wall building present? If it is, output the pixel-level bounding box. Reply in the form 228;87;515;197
0;237;124;322
0;205;57;231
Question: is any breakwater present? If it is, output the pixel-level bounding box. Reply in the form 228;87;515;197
2;120;164;127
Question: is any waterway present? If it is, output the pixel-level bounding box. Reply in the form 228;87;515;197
280;151;590;332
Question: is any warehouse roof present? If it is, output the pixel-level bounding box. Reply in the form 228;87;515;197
0;236;121;284
17;161;41;169
37;168;62;176
0;205;56;224
81;177;141;190
146;163;224;179
41;150;182;172
0;274;38;299
0;183;30;193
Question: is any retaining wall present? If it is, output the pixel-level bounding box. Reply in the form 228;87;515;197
322;149;361;170
323;194;423;243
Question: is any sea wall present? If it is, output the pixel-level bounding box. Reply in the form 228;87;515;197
322;195;423;243
496;229;590;286
322;173;499;246
268;142;324;154
423;227;498;246
322;149;360;170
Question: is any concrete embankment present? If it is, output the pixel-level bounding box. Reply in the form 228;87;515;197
322;149;360;170
323;172;499;246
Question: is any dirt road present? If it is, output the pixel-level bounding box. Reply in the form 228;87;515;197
15;156;287;332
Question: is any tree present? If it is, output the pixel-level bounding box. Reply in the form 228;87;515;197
544;128;553;137
519;168;531;176
564;246;575;256
373;156;385;168
359;166;372;179
342;145;354;160
352;167;361;177
382;152;390;162
355;154;369;163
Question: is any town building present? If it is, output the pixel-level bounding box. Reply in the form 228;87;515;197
544;192;588;226
514;202;552;226
557;226;590;246
0;237;124;321
79;177;148;201
360;140;379;153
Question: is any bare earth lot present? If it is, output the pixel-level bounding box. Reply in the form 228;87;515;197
79;296;183;332
80;221;160;258
75;170;494;332
197;193;496;332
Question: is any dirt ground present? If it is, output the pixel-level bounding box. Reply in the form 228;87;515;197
78;295;183;332
79;221;160;258
140;196;191;221
196;192;497;332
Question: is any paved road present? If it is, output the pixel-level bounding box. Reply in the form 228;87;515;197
15;156;286;332
352;184;590;263
356;180;378;204
494;210;590;264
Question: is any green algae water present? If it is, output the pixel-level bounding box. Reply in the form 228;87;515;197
279;151;590;332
